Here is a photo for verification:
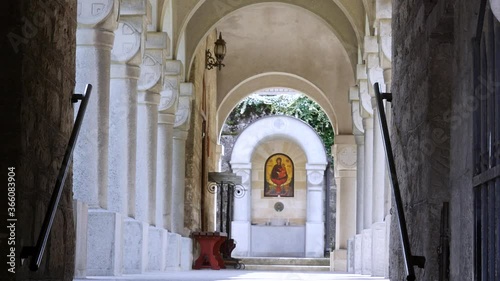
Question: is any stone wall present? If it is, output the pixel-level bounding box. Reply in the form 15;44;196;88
391;0;482;279
185;31;218;233
1;1;76;280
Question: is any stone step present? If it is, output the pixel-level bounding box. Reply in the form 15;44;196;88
243;264;330;271
239;257;330;266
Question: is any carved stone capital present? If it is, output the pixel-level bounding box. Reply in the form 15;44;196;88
174;83;194;128
363;36;378;59
77;0;118;28
306;170;324;186
351;101;364;135
111;21;142;63
375;0;392;21
358;81;373;117
378;19;392;64
138;52;162;91
335;145;357;170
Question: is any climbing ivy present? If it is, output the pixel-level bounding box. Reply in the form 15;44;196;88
224;93;335;158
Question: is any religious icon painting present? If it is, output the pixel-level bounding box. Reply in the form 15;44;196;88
264;153;294;197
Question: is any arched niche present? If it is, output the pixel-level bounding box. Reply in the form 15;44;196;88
230;116;327;258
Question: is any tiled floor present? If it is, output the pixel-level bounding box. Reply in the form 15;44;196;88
75;270;390;281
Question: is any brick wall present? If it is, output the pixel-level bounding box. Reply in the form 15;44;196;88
391;0;482;279
1;1;76;280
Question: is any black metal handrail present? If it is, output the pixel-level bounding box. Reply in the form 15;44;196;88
21;84;92;271
374;82;425;281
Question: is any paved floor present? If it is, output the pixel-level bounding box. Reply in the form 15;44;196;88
75;270;389;281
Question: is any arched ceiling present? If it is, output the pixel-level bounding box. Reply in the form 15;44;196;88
177;0;363;78
159;1;367;137
217;72;339;136
215;3;355;135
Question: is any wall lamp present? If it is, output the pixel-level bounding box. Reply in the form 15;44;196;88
206;32;226;70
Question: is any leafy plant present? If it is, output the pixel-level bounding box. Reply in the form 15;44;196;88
224;93;335;158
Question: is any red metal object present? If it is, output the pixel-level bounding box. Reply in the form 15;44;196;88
192;232;227;270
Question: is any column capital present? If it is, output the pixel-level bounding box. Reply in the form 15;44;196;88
173;128;189;140
333;138;357;173
359;81;373;117
362;117;374;130
158;112;176;124
363;36;378;59
111;1;150;65
158;60;183;114
76;0;119;48
138;51;162;91
230;163;252;170
173;84;194;129
77;0;119;29
351;102;364;135
305;163;327;171
137;91;160;105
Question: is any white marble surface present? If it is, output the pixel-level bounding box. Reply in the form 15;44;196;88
250;225;305;257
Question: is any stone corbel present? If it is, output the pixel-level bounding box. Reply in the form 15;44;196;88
349;87;364;135
137;32;169;93
77;0;119;29
378;19;392;68
491;0;500;22
159;60;182;114
76;0;119;48
358;80;373;117
174;83;194;130
111;0;150;65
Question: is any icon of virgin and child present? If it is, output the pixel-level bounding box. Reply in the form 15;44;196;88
264;153;294;197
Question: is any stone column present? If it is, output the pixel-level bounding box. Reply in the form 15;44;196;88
305;163;327;257
171;83;194;235
108;4;149;217
74;0;118;208
75;0;119;277
355;134;365;233
157;60;182;230
362;117;374;229
333;136;357;250
371;100;386;224
349;86;365;234
331;136;357;272
108;1;150;274
230;163;252;256
136;32;169;226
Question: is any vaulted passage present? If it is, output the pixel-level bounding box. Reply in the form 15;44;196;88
2;1;499;281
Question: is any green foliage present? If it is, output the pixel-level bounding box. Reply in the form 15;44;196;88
225;93;335;158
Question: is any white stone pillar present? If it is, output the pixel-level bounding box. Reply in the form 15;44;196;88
136;32;169;226
74;0;118;209
349;86;365;235
171;83;194;235
108;8;148;217
157;60;182;230
75;1;119;277
355;134;365;234
305;163;326;258
371;101;386;224
333;136;357;250
362;117;374;229
230;163;252;257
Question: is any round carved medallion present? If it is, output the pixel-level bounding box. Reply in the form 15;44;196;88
274;202;284;212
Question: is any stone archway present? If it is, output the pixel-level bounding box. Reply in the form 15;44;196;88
230;116;328;257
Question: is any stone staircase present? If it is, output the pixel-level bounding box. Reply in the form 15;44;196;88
238;257;330;271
